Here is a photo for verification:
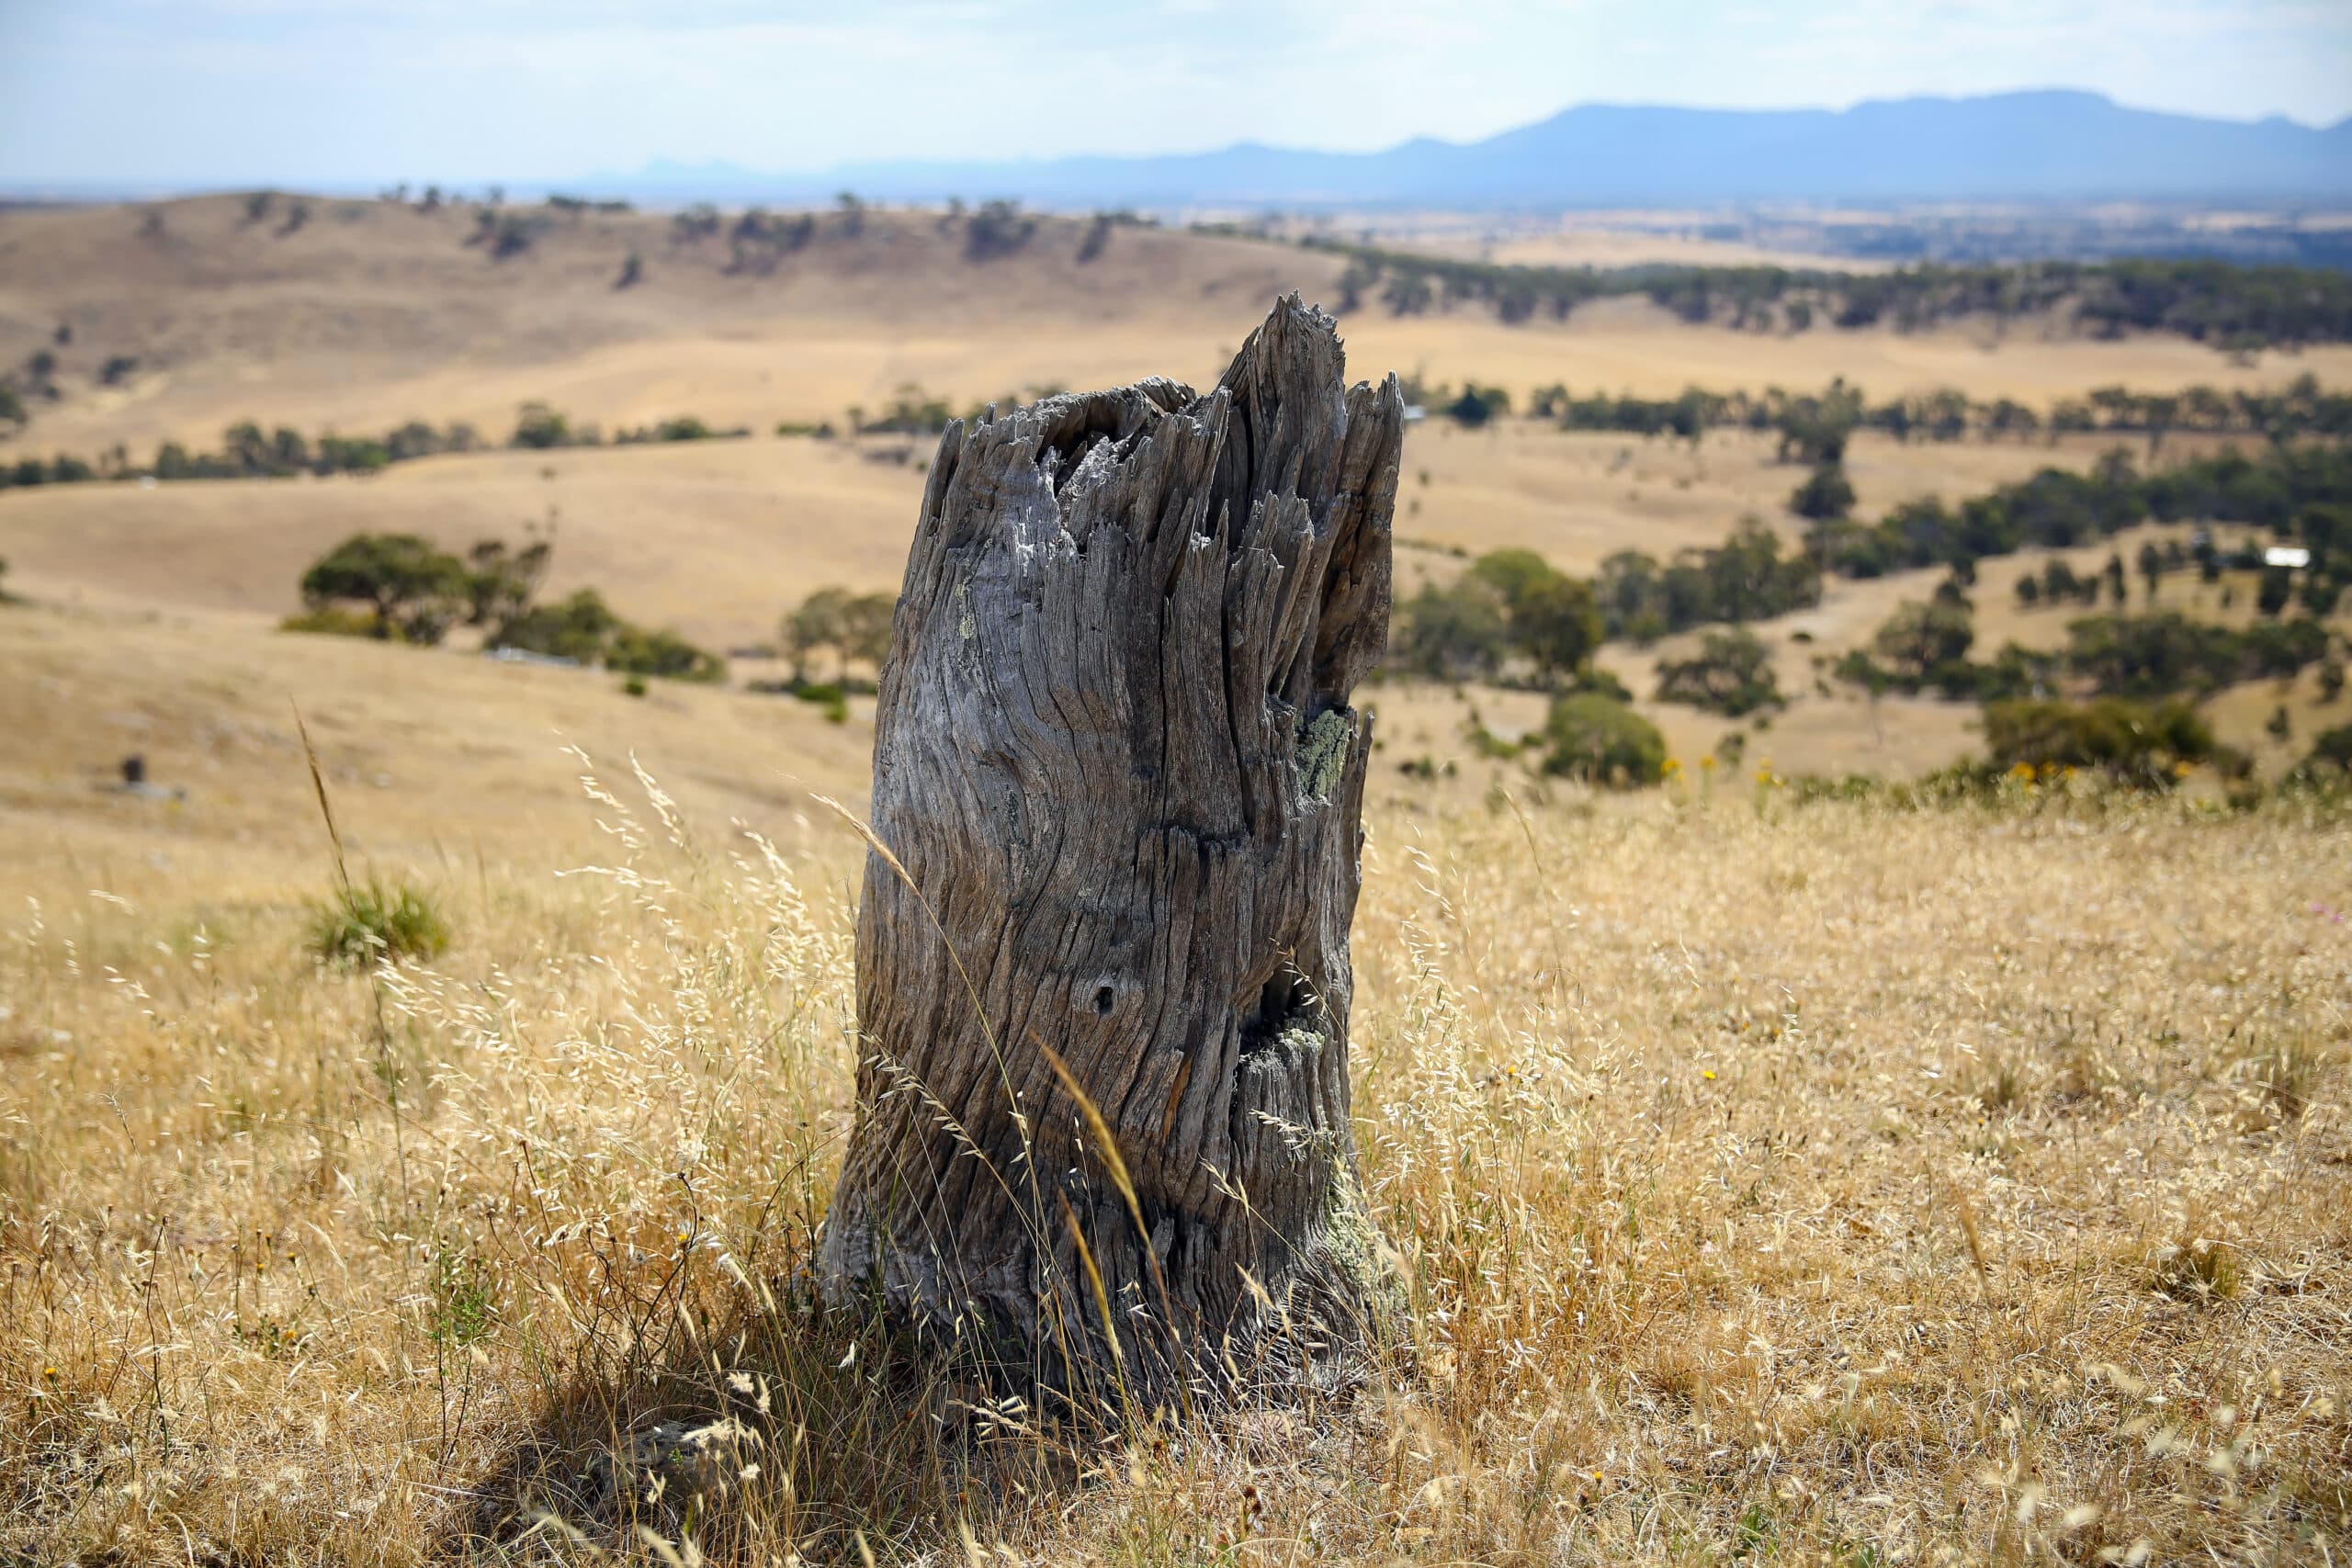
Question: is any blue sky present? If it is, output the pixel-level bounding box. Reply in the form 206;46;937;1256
2;0;2346;188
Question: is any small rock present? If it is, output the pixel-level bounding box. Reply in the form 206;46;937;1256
585;1416;762;1509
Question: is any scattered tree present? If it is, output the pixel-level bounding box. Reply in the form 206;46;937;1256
1655;627;1782;716
1464;548;1601;682
962;199;1035;262
1442;384;1511;428
1076;212;1113;264
464;533;554;629
1873;599;1975;685
1390;578;1508;682
298;534;472;642
1540;693;1668;787
509;401;581;450
1789;462;1856;522
2256;565;2294;617
783;586;896;683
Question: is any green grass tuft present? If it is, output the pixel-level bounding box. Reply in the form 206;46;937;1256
307;877;449;965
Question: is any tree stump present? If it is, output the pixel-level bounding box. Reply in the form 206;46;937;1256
816;296;1403;1400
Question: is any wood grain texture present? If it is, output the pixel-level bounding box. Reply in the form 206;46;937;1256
815;295;1403;1396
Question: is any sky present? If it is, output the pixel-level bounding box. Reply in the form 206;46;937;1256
2;0;2347;189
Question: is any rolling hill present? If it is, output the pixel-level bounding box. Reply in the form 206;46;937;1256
6;192;2347;461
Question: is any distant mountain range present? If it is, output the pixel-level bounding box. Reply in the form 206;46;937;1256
602;91;2352;210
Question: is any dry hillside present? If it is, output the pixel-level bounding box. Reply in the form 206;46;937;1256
2;592;2346;1565
0;422;2135;654
6;193;2349;460
1;191;2346;784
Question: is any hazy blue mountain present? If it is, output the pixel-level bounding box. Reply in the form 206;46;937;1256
616;90;2350;209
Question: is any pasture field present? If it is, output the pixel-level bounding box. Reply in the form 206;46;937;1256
6;197;2345;785
0;600;2346;1562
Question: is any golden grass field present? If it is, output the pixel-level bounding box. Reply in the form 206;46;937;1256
2;196;2349;1563
2;662;2346;1562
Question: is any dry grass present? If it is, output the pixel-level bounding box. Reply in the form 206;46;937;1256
3;735;2346;1563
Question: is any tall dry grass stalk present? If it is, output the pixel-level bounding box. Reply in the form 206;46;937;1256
2;761;2346;1563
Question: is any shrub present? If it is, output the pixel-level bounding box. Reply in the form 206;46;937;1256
492;589;624;664
497;589;724;682
1566;664;1634;703
860;383;956;435
1539;694;1668;787
479;212;549;259
1982;696;2219;788
309;879;449;966
278;605;397;640
2303;722;2352;773
608;626;726;683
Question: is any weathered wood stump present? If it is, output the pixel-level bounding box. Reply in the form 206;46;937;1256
816;295;1402;1400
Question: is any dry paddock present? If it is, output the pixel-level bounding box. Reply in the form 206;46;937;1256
2;772;2347;1564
